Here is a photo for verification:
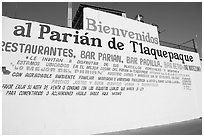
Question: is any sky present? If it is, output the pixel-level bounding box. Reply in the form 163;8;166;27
2;2;202;57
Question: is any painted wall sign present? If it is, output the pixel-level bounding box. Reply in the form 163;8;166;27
83;8;160;45
2;16;201;134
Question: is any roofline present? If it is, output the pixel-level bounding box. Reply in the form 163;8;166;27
79;3;126;14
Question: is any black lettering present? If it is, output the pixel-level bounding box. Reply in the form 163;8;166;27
38;24;50;39
13;25;26;37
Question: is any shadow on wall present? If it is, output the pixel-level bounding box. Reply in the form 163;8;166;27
97;118;202;135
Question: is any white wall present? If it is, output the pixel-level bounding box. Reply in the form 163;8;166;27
2;16;202;134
